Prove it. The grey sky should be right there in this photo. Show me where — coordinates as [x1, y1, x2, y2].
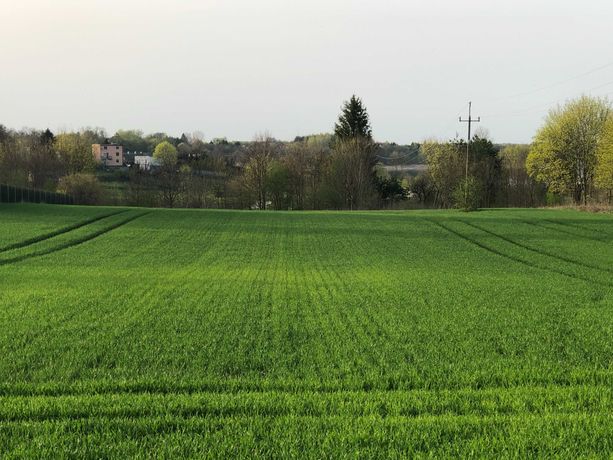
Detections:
[2, 0, 613, 143]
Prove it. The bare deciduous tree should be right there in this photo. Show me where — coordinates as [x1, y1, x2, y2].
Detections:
[244, 134, 278, 210]
[329, 137, 377, 210]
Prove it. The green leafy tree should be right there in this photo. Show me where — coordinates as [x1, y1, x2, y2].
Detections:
[453, 176, 482, 211]
[153, 141, 178, 169]
[57, 173, 103, 205]
[153, 141, 180, 207]
[111, 130, 149, 153]
[55, 132, 97, 174]
[595, 117, 613, 203]
[527, 95, 610, 204]
[375, 175, 407, 206]
[422, 139, 464, 208]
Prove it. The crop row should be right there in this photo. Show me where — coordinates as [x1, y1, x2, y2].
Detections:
[0, 384, 610, 421]
[1, 413, 611, 458]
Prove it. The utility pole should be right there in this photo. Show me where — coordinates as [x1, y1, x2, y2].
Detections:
[459, 102, 480, 204]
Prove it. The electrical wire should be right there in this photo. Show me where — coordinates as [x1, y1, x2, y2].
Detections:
[486, 59, 613, 103]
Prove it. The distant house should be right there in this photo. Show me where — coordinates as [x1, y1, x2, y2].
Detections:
[134, 155, 159, 171]
[92, 143, 124, 167]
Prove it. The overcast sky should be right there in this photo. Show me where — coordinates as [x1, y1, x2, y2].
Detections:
[2, 0, 613, 143]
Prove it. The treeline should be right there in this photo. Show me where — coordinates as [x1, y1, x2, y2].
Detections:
[132, 96, 407, 209]
[420, 95, 613, 208]
[416, 139, 548, 209]
[0, 96, 409, 209]
[1, 94, 612, 209]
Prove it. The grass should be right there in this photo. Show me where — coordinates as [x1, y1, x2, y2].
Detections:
[0, 203, 611, 458]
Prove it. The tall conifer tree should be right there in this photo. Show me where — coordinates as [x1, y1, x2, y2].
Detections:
[334, 95, 372, 140]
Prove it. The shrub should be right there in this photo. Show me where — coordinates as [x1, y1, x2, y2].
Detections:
[453, 176, 482, 211]
[57, 173, 103, 205]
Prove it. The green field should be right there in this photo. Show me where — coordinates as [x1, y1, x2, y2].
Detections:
[0, 204, 611, 458]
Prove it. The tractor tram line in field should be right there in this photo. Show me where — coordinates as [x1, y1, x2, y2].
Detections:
[0, 384, 611, 422]
[0, 209, 128, 254]
[542, 218, 613, 241]
[0, 210, 150, 266]
[422, 217, 613, 289]
[524, 219, 611, 244]
[457, 219, 613, 275]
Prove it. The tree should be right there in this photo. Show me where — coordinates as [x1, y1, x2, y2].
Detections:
[595, 117, 613, 203]
[153, 141, 180, 207]
[410, 174, 434, 205]
[40, 128, 55, 146]
[304, 134, 333, 209]
[499, 145, 546, 207]
[243, 135, 278, 210]
[328, 137, 377, 209]
[267, 160, 289, 210]
[190, 138, 208, 160]
[153, 141, 178, 169]
[453, 176, 482, 211]
[334, 95, 373, 140]
[127, 166, 156, 207]
[146, 133, 170, 152]
[375, 175, 407, 206]
[22, 130, 62, 189]
[177, 142, 192, 160]
[0, 128, 25, 186]
[0, 124, 9, 144]
[422, 139, 464, 208]
[57, 173, 103, 205]
[329, 96, 378, 209]
[283, 136, 332, 210]
[469, 135, 500, 207]
[283, 142, 309, 209]
[111, 130, 149, 153]
[527, 95, 610, 205]
[55, 132, 97, 174]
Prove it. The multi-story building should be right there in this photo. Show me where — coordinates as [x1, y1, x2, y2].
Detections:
[134, 155, 159, 171]
[92, 143, 124, 167]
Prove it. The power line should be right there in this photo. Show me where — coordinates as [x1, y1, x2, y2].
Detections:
[482, 87, 613, 119]
[422, 102, 469, 142]
[375, 151, 420, 161]
[487, 59, 613, 103]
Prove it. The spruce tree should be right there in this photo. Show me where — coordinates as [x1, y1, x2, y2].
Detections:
[40, 128, 55, 146]
[334, 95, 372, 140]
